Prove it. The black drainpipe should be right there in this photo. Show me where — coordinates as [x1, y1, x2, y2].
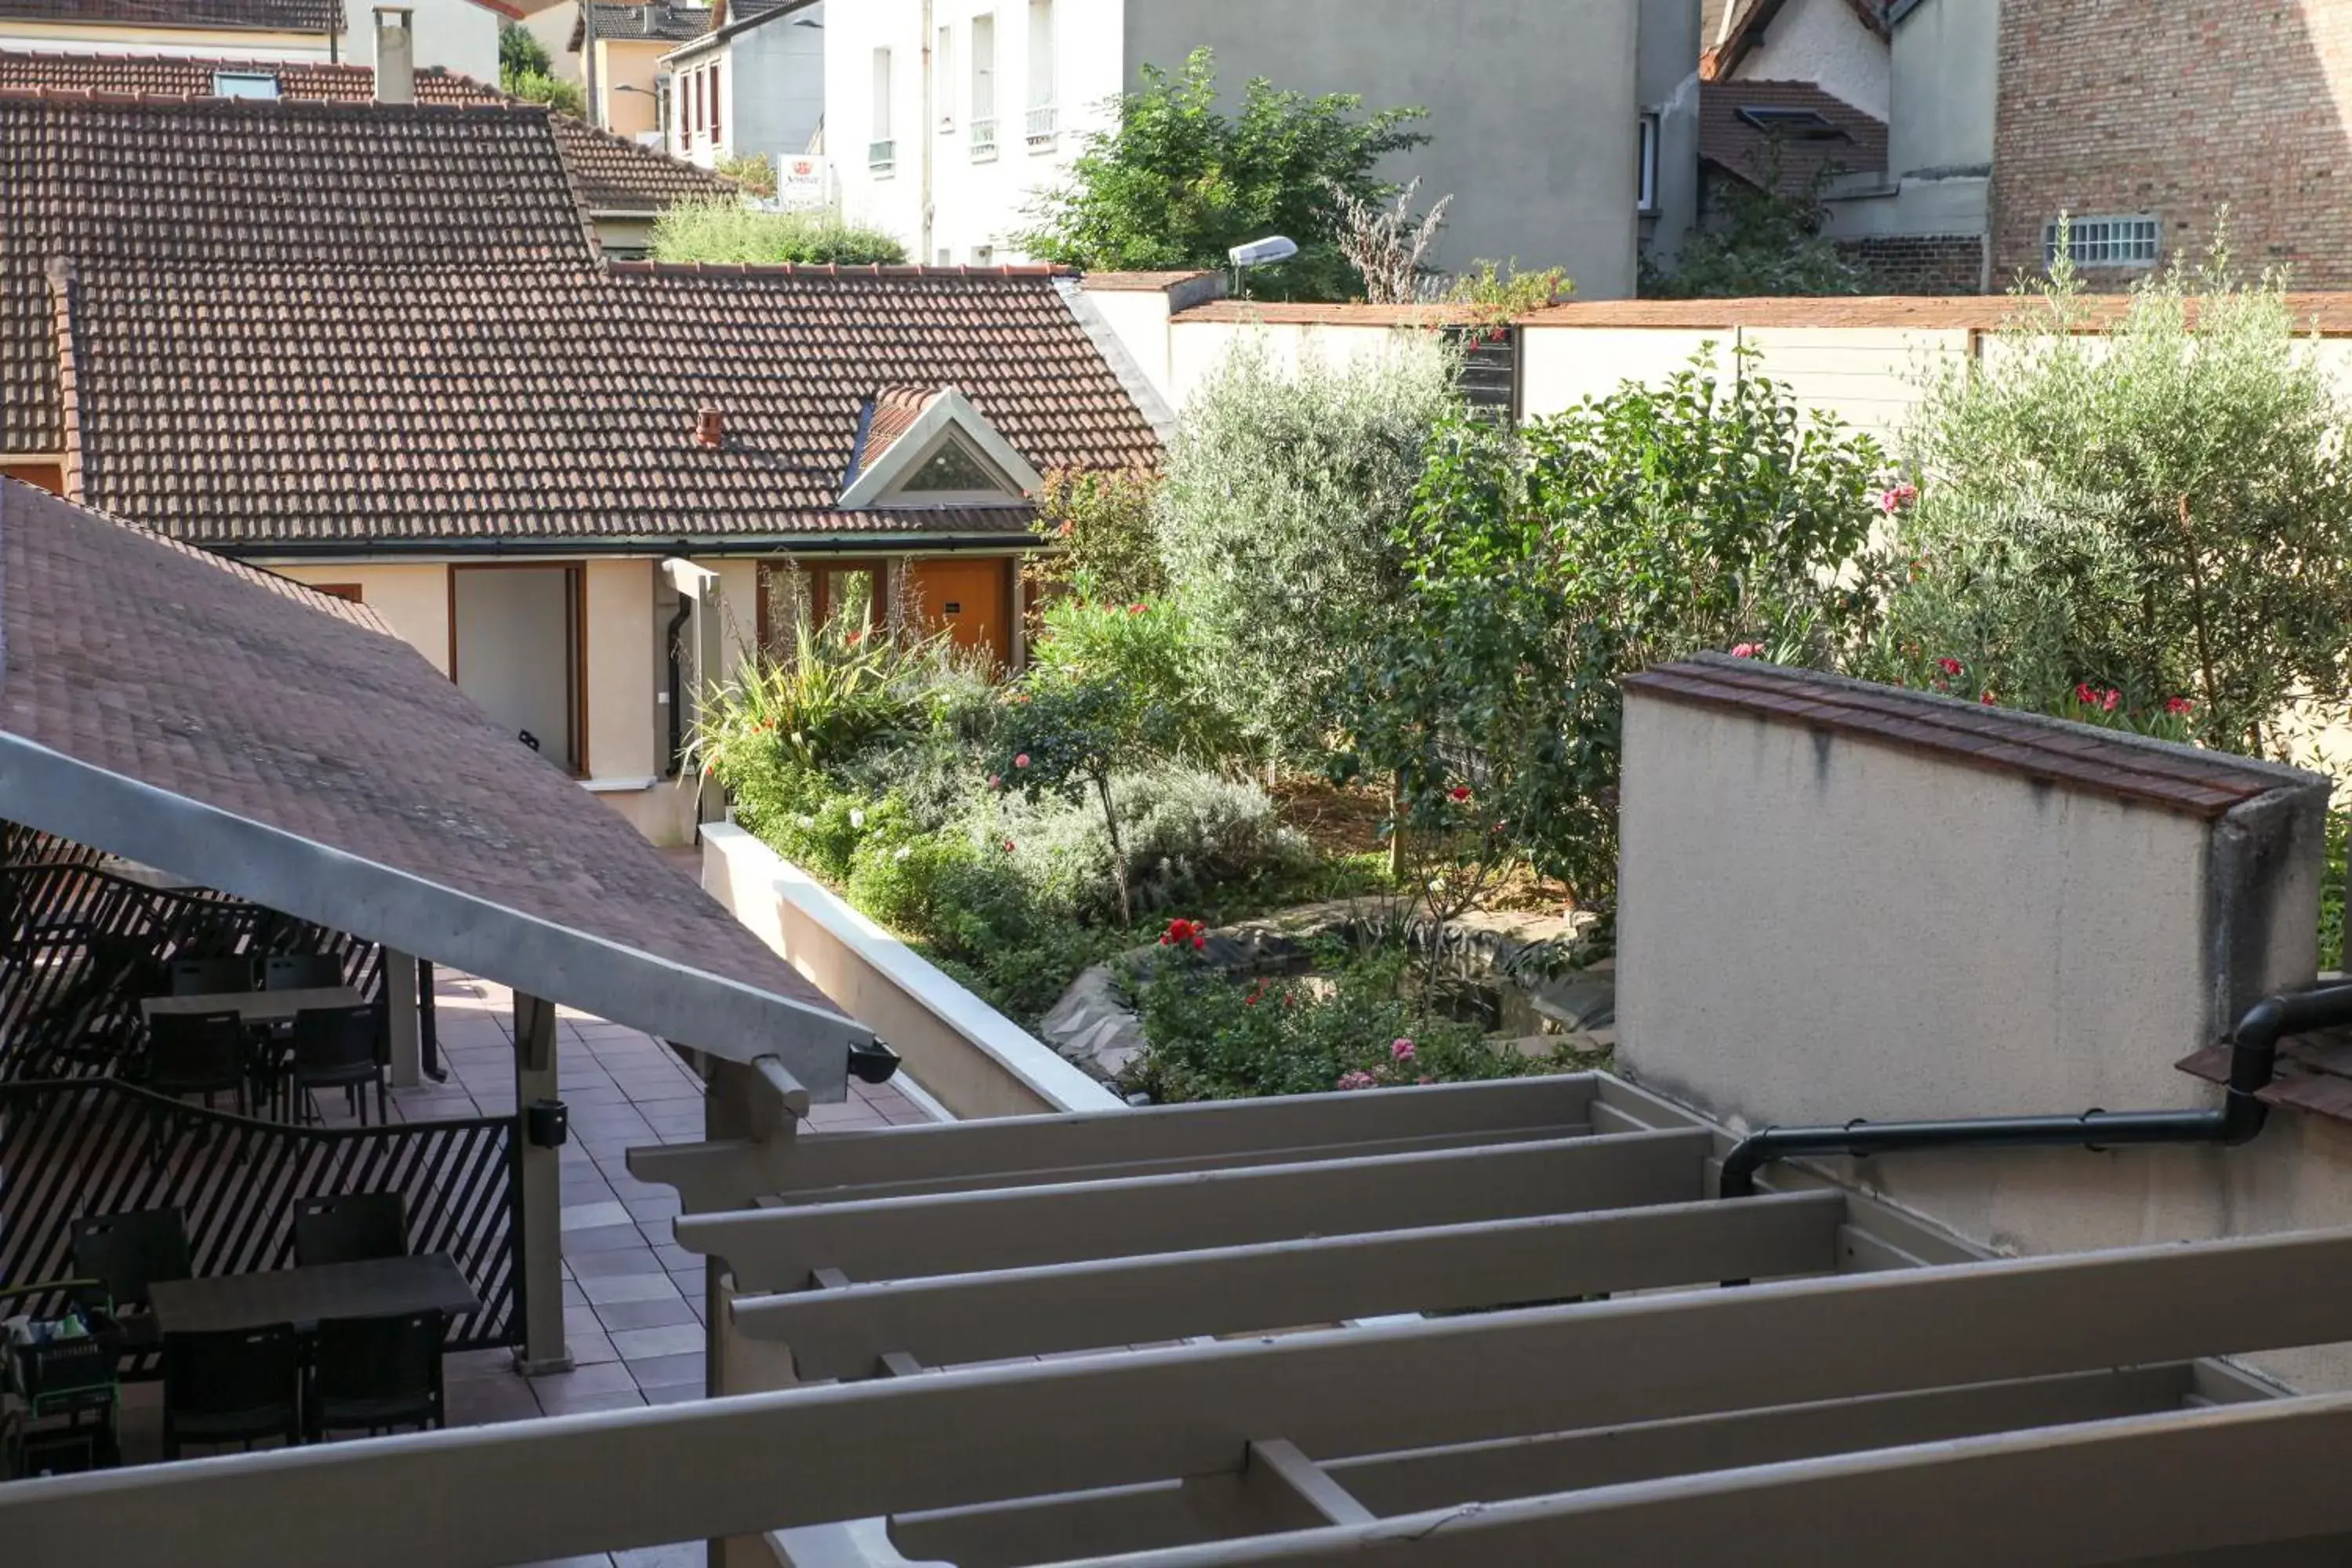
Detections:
[1719, 980, 2352, 1200]
[664, 596, 695, 775]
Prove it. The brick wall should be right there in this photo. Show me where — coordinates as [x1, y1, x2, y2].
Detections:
[1837, 235, 1986, 295]
[1994, 0, 2352, 288]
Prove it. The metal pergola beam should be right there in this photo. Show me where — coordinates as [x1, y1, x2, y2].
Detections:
[889, 1367, 2199, 1564]
[631, 1076, 1602, 1212]
[13, 1229, 2352, 1566]
[735, 1191, 1848, 1379]
[1030, 1393, 2352, 1567]
[681, 1127, 1714, 1292]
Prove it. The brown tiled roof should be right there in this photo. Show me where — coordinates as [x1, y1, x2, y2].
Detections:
[1, 89, 594, 454]
[857, 384, 935, 468]
[0, 0, 340, 31]
[1627, 656, 2314, 822]
[54, 263, 1161, 547]
[0, 477, 841, 1045]
[1699, 78, 1887, 194]
[572, 0, 707, 48]
[0, 52, 735, 215]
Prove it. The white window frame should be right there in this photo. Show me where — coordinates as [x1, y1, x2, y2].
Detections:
[1637, 113, 1659, 214]
[969, 12, 997, 160]
[2044, 214, 2161, 269]
[1025, 0, 1054, 147]
[212, 70, 280, 99]
[869, 47, 895, 174]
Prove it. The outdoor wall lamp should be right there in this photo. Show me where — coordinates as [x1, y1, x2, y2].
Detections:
[848, 1036, 901, 1086]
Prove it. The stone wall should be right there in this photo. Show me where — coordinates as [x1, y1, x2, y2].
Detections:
[1837, 234, 1985, 295]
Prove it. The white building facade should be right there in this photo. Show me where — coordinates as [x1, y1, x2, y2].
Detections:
[665, 0, 826, 171]
[825, 0, 1695, 298]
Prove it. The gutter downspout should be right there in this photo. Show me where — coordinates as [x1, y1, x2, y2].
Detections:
[1719, 981, 2352, 1200]
[918, 0, 935, 263]
[664, 594, 694, 775]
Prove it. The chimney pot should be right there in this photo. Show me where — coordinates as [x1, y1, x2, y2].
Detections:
[695, 406, 724, 448]
[374, 5, 416, 104]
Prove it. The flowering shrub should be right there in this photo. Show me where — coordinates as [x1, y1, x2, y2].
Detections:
[1123, 938, 1562, 1102]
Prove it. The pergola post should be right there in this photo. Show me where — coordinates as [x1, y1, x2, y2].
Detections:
[383, 947, 422, 1089]
[514, 990, 572, 1374]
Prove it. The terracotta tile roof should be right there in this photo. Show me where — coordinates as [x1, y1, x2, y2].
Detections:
[1170, 300, 1485, 328]
[1, 89, 594, 454]
[857, 384, 936, 469]
[1627, 656, 2315, 822]
[0, 52, 735, 215]
[1698, 78, 1887, 194]
[2180, 1025, 2352, 1126]
[53, 263, 1160, 547]
[572, 0, 708, 48]
[0, 476, 839, 1033]
[0, 0, 340, 31]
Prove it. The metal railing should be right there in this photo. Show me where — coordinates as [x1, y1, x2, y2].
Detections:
[867, 137, 895, 174]
[0, 1075, 521, 1352]
[969, 115, 998, 158]
[1025, 102, 1056, 146]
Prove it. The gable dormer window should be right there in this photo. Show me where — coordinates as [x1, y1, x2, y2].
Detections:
[838, 385, 1043, 510]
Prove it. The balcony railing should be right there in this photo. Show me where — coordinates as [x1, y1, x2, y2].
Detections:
[868, 138, 896, 175]
[970, 115, 998, 160]
[1025, 102, 1056, 148]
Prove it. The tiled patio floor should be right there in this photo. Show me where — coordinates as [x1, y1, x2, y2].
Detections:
[111, 967, 933, 1567]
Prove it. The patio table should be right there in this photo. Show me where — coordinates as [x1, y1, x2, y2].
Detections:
[147, 1254, 480, 1336]
[139, 987, 365, 1025]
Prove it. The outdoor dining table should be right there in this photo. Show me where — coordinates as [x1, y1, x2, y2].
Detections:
[146, 1254, 481, 1336]
[138, 987, 365, 1025]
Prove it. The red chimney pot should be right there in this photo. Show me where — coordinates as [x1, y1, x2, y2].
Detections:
[695, 405, 724, 448]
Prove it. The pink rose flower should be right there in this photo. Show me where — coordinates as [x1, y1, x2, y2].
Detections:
[1335, 1070, 1377, 1091]
[1730, 643, 1762, 659]
[1014, 753, 1031, 768]
[1391, 1037, 1417, 1062]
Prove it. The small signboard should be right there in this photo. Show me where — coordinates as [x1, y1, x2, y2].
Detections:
[773, 154, 829, 210]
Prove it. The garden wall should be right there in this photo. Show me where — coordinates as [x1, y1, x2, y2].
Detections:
[699, 823, 1123, 1120]
[1613, 655, 2352, 1390]
[1082, 279, 2352, 445]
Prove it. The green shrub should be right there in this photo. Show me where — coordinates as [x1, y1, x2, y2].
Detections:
[713, 151, 777, 196]
[1124, 940, 1555, 1102]
[652, 198, 906, 265]
[504, 68, 583, 117]
[1856, 231, 2352, 755]
[1154, 336, 1459, 757]
[846, 830, 975, 935]
[1025, 468, 1163, 604]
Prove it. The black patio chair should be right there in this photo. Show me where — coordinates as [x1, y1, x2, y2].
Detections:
[143, 1011, 249, 1116]
[68, 1207, 192, 1354]
[169, 955, 254, 996]
[288, 1006, 387, 1127]
[291, 1192, 408, 1269]
[262, 953, 343, 993]
[161, 1324, 301, 1459]
[305, 1309, 446, 1442]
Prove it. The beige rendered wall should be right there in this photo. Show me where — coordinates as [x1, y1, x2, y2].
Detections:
[1615, 687, 2352, 1386]
[596, 38, 669, 138]
[273, 561, 452, 676]
[1167, 318, 1439, 409]
[1086, 288, 1178, 407]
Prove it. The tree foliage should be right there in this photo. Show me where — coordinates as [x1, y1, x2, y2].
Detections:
[1344, 346, 1882, 904]
[1153, 336, 1460, 757]
[498, 24, 584, 116]
[652, 198, 906, 264]
[1857, 233, 2352, 754]
[1644, 143, 1862, 299]
[1025, 467, 1164, 604]
[1016, 49, 1428, 302]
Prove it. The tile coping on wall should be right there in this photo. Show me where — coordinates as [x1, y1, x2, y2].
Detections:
[702, 822, 1125, 1114]
[1627, 655, 2326, 822]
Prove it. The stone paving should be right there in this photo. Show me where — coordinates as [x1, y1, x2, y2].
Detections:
[110, 965, 931, 1566]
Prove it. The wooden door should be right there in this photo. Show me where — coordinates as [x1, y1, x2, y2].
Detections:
[908, 557, 1011, 670]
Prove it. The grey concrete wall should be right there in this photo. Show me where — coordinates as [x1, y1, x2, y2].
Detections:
[728, 5, 827, 164]
[1615, 681, 2352, 1387]
[1637, 0, 1701, 268]
[1889, 0, 1995, 177]
[1125, 0, 1642, 299]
